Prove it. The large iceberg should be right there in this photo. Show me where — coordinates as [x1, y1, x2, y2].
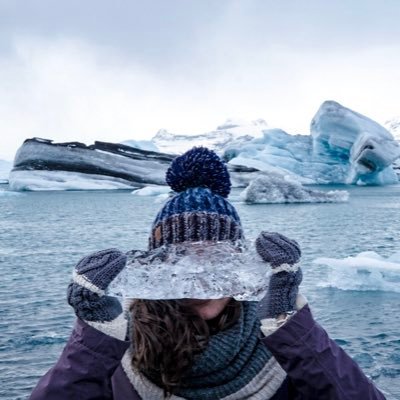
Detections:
[241, 173, 349, 204]
[224, 101, 400, 186]
[9, 138, 175, 191]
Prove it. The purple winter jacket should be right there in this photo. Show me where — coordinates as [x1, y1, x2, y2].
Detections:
[30, 305, 385, 400]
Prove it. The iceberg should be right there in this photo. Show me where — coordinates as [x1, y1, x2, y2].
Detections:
[107, 242, 271, 301]
[224, 101, 400, 186]
[241, 173, 349, 204]
[312, 101, 400, 185]
[9, 138, 175, 191]
[314, 251, 400, 293]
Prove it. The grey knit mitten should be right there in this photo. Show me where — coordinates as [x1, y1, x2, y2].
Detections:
[255, 232, 302, 319]
[67, 248, 128, 339]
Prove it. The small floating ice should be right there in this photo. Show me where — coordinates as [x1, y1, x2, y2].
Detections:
[131, 185, 171, 196]
[108, 241, 271, 301]
[241, 173, 349, 204]
[314, 251, 400, 293]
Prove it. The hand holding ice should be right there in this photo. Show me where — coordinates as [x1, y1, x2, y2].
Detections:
[255, 232, 303, 318]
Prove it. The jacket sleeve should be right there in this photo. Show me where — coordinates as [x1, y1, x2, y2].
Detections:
[30, 318, 130, 400]
[262, 305, 386, 400]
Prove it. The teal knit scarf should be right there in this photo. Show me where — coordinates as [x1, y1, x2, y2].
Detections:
[173, 301, 273, 400]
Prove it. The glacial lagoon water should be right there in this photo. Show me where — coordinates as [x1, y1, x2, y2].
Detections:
[0, 184, 399, 399]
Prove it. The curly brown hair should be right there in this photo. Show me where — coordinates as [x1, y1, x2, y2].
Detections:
[129, 299, 241, 396]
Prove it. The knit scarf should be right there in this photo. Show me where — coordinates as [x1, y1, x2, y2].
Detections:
[121, 302, 286, 400]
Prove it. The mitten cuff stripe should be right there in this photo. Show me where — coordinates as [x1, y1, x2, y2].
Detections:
[73, 270, 105, 296]
[260, 312, 295, 336]
[85, 314, 128, 340]
[270, 263, 300, 274]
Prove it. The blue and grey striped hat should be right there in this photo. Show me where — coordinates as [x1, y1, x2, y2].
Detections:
[149, 147, 244, 249]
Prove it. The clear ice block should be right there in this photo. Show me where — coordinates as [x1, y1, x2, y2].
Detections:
[107, 241, 271, 301]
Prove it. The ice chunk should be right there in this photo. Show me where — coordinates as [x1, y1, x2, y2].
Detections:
[107, 242, 271, 301]
[241, 173, 349, 204]
[131, 185, 171, 196]
[314, 251, 400, 293]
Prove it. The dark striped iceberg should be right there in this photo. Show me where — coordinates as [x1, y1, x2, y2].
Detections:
[9, 138, 176, 191]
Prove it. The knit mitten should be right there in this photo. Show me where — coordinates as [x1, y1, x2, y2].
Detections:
[255, 232, 303, 319]
[67, 248, 128, 340]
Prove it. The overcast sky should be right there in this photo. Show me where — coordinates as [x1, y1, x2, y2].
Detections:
[1, 0, 400, 159]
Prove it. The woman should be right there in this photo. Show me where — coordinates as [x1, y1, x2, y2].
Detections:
[30, 147, 385, 399]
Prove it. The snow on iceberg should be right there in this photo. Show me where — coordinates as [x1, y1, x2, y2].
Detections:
[224, 101, 400, 186]
[241, 172, 349, 204]
[107, 242, 271, 301]
[314, 251, 400, 293]
[152, 118, 266, 154]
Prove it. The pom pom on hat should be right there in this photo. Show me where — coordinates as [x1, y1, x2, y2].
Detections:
[166, 147, 231, 198]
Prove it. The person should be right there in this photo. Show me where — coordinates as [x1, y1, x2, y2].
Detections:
[30, 147, 386, 400]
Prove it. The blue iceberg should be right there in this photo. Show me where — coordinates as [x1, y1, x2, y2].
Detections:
[224, 101, 400, 185]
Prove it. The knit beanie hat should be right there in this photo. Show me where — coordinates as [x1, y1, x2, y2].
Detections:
[149, 147, 244, 250]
